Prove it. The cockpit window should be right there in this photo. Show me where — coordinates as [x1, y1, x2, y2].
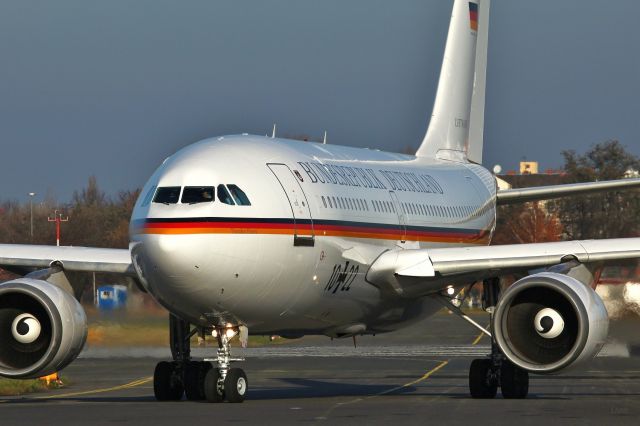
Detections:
[141, 185, 157, 207]
[217, 184, 235, 205]
[153, 187, 181, 204]
[181, 186, 215, 204]
[227, 184, 251, 206]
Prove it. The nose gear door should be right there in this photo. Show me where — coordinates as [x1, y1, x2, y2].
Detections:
[267, 163, 315, 246]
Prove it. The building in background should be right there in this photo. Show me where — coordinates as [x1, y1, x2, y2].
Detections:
[520, 161, 539, 174]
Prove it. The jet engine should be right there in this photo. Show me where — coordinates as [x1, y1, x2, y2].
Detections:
[493, 272, 608, 374]
[0, 278, 87, 379]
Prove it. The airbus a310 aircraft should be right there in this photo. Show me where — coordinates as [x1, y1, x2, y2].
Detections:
[1, 0, 640, 403]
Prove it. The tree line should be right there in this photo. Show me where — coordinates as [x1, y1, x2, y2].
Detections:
[493, 140, 640, 244]
[0, 140, 638, 248]
[0, 176, 139, 248]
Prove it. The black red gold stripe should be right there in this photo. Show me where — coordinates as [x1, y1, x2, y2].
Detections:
[133, 217, 491, 244]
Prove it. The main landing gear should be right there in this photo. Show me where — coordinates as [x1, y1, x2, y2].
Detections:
[153, 314, 248, 403]
[468, 277, 529, 399]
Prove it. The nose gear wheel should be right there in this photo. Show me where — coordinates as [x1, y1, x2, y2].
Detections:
[152, 314, 248, 403]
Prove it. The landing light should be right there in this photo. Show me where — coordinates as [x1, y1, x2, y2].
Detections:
[447, 286, 455, 296]
[225, 328, 237, 339]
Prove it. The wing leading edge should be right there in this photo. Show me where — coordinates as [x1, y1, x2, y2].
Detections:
[0, 244, 134, 275]
[366, 238, 640, 298]
[496, 178, 640, 205]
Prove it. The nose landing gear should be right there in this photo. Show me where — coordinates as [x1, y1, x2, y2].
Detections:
[203, 325, 247, 403]
[153, 314, 248, 403]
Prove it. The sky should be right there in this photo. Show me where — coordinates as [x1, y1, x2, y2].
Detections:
[1, 0, 639, 202]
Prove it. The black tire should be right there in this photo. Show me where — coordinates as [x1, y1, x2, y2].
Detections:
[184, 361, 212, 401]
[204, 368, 225, 403]
[154, 361, 184, 401]
[469, 359, 497, 399]
[224, 368, 248, 403]
[500, 361, 529, 399]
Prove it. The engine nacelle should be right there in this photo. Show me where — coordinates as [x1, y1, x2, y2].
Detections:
[493, 272, 608, 374]
[0, 278, 87, 379]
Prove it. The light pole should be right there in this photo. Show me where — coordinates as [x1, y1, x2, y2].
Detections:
[28, 192, 35, 241]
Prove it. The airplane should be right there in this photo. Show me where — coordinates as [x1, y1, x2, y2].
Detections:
[1, 0, 640, 403]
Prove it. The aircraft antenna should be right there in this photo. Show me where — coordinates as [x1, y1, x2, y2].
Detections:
[271, 123, 277, 139]
[323, 131, 327, 144]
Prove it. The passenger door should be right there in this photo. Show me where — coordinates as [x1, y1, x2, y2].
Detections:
[267, 163, 315, 246]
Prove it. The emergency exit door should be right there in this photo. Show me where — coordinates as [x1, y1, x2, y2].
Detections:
[388, 191, 407, 242]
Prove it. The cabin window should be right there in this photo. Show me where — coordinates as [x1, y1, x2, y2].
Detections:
[153, 187, 181, 204]
[321, 196, 327, 208]
[227, 184, 251, 206]
[217, 184, 235, 205]
[181, 186, 215, 204]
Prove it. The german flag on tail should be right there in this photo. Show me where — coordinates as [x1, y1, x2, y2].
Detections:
[469, 2, 479, 31]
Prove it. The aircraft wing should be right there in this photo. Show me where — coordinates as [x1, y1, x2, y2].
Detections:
[366, 238, 640, 298]
[496, 177, 640, 204]
[0, 244, 134, 275]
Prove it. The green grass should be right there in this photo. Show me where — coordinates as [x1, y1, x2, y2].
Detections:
[0, 375, 67, 397]
[0, 378, 48, 396]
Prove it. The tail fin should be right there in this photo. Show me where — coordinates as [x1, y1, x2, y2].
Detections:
[468, 0, 490, 164]
[415, 0, 490, 163]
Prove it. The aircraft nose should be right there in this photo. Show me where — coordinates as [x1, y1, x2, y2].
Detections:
[131, 233, 246, 320]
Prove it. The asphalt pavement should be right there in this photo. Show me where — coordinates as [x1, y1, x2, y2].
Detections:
[1, 312, 639, 425]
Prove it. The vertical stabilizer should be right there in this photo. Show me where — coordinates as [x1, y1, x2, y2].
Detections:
[415, 0, 487, 161]
[468, 0, 490, 164]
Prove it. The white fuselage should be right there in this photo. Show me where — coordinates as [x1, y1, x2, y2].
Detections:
[130, 135, 496, 336]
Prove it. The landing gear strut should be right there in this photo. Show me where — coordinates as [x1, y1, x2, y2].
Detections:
[203, 326, 247, 403]
[468, 278, 529, 399]
[152, 315, 248, 403]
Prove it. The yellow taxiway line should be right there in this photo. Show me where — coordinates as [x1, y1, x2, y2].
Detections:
[33, 376, 152, 400]
[471, 322, 491, 346]
[318, 360, 449, 420]
[376, 360, 449, 396]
